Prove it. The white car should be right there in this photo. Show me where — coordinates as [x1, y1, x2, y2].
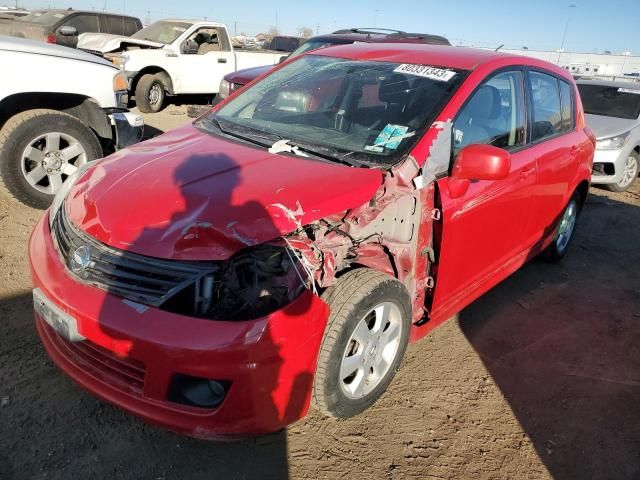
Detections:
[78, 20, 286, 113]
[0, 36, 143, 208]
[577, 80, 640, 192]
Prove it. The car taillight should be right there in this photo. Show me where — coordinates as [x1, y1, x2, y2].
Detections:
[584, 127, 597, 147]
[44, 33, 57, 44]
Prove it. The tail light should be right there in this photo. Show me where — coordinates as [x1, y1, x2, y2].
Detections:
[584, 127, 597, 148]
[44, 33, 57, 44]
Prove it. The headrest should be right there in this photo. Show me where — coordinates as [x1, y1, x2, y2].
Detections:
[465, 85, 501, 120]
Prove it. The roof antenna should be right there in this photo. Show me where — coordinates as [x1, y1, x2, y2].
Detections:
[495, 44, 504, 52]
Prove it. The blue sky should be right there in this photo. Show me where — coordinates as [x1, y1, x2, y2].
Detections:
[17, 0, 640, 54]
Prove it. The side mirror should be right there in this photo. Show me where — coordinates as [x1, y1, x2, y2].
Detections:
[448, 144, 511, 199]
[452, 144, 511, 181]
[59, 25, 77, 36]
[279, 55, 288, 64]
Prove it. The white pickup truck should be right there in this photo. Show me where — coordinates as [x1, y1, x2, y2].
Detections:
[0, 36, 143, 208]
[78, 20, 287, 112]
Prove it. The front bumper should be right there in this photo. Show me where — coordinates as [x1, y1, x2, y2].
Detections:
[590, 147, 631, 185]
[108, 112, 144, 150]
[29, 213, 329, 438]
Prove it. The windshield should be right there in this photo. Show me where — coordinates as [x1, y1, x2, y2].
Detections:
[205, 55, 466, 167]
[131, 21, 191, 44]
[288, 39, 348, 59]
[17, 10, 69, 25]
[578, 84, 640, 119]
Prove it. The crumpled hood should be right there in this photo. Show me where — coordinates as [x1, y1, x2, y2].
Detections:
[585, 113, 639, 140]
[65, 124, 383, 261]
[77, 32, 164, 53]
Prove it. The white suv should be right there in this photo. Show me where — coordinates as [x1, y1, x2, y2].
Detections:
[577, 80, 640, 192]
[0, 36, 143, 208]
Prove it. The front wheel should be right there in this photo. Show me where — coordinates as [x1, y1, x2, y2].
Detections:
[0, 109, 102, 209]
[313, 269, 412, 419]
[135, 73, 166, 113]
[606, 151, 639, 192]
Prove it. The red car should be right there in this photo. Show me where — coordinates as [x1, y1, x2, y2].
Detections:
[29, 43, 594, 438]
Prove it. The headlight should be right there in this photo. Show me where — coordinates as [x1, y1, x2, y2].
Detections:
[160, 244, 310, 320]
[113, 71, 128, 92]
[218, 79, 231, 99]
[596, 132, 630, 150]
[49, 162, 93, 228]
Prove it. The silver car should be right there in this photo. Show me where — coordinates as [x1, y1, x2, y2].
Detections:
[577, 80, 640, 191]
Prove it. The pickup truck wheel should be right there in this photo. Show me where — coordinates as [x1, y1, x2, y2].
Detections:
[313, 269, 411, 419]
[541, 191, 581, 262]
[135, 74, 166, 113]
[0, 109, 102, 209]
[606, 151, 639, 192]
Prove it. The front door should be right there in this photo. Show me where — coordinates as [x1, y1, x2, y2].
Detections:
[431, 70, 537, 319]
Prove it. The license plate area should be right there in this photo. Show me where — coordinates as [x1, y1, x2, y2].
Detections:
[33, 288, 85, 342]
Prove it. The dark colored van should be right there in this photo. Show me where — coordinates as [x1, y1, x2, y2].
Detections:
[0, 9, 142, 48]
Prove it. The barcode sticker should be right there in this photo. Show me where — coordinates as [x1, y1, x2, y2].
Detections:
[393, 64, 457, 82]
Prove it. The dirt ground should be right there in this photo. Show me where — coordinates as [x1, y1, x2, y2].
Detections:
[1, 105, 639, 480]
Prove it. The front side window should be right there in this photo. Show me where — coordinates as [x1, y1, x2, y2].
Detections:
[62, 14, 99, 34]
[453, 71, 526, 154]
[204, 55, 467, 167]
[530, 71, 563, 141]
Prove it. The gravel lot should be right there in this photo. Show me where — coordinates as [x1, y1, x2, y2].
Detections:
[1, 105, 639, 479]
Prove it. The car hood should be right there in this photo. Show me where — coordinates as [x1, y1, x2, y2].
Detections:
[0, 34, 115, 66]
[585, 113, 639, 140]
[225, 64, 275, 85]
[77, 32, 164, 53]
[65, 124, 383, 261]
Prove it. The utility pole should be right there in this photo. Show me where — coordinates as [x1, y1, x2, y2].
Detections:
[235, 21, 237, 36]
[557, 4, 577, 65]
[275, 10, 278, 35]
[316, 23, 319, 35]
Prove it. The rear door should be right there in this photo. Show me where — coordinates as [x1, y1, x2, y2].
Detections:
[524, 70, 582, 240]
[431, 69, 538, 318]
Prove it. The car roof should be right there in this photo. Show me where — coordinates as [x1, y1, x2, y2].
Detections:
[576, 79, 640, 90]
[311, 28, 450, 46]
[30, 9, 138, 18]
[311, 42, 542, 72]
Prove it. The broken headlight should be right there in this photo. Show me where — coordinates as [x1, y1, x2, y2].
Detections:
[162, 244, 310, 321]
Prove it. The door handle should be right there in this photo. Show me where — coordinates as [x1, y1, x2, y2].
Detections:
[570, 146, 579, 156]
[218, 58, 227, 63]
[520, 167, 536, 180]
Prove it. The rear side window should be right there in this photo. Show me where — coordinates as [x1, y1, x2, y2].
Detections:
[103, 16, 139, 36]
[453, 71, 526, 155]
[559, 80, 574, 131]
[530, 71, 562, 141]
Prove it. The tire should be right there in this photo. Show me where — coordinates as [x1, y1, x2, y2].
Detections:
[0, 109, 102, 209]
[606, 151, 639, 192]
[540, 190, 582, 262]
[313, 269, 412, 419]
[135, 73, 166, 113]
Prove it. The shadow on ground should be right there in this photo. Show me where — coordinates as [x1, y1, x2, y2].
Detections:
[459, 189, 640, 479]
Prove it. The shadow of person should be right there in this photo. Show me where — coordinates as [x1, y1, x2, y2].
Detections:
[81, 151, 315, 478]
[458, 187, 640, 479]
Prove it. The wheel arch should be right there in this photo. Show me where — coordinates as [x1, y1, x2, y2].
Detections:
[575, 179, 590, 209]
[0, 92, 111, 141]
[131, 67, 174, 95]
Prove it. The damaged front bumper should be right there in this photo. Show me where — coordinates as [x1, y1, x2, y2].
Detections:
[108, 111, 144, 150]
[29, 213, 329, 438]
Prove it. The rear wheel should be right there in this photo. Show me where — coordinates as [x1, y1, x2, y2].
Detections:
[541, 191, 581, 262]
[135, 73, 166, 113]
[606, 151, 639, 192]
[313, 269, 411, 419]
[0, 109, 102, 209]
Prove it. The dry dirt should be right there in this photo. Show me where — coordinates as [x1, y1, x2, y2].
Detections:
[1, 105, 639, 480]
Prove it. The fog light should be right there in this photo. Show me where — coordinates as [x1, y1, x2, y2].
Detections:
[168, 374, 230, 408]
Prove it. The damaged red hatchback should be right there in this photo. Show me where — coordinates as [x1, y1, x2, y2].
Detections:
[29, 43, 594, 438]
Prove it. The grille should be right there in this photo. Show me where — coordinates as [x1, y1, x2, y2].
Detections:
[52, 206, 218, 307]
[46, 322, 146, 394]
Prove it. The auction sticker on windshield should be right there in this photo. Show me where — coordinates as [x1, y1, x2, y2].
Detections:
[394, 64, 456, 82]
